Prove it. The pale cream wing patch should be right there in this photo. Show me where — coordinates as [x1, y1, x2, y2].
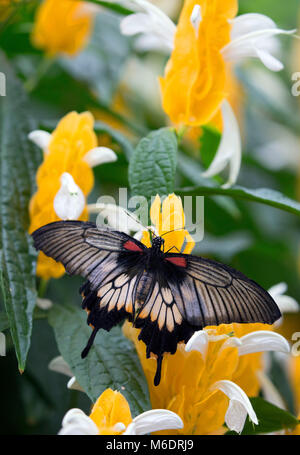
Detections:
[97, 272, 141, 315]
[137, 282, 183, 333]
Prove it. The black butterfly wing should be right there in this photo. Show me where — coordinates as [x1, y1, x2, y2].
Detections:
[163, 253, 281, 327]
[32, 220, 147, 355]
[32, 220, 146, 285]
[133, 251, 281, 385]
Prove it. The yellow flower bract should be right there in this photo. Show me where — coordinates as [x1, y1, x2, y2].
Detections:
[89, 389, 132, 435]
[31, 0, 93, 56]
[124, 322, 267, 435]
[160, 0, 238, 127]
[29, 111, 97, 279]
[141, 194, 195, 254]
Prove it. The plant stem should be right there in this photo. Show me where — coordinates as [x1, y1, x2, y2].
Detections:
[38, 278, 49, 298]
[24, 57, 54, 93]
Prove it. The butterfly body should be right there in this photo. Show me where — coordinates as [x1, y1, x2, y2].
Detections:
[32, 220, 281, 386]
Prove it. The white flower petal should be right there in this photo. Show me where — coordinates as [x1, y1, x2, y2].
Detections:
[75, 3, 101, 16]
[257, 370, 286, 409]
[113, 422, 126, 433]
[53, 173, 85, 220]
[202, 101, 241, 188]
[133, 228, 146, 241]
[61, 408, 87, 426]
[268, 282, 288, 297]
[273, 295, 299, 314]
[238, 331, 290, 356]
[36, 297, 53, 310]
[123, 422, 137, 435]
[255, 47, 284, 72]
[230, 13, 276, 41]
[185, 330, 209, 359]
[101, 0, 146, 12]
[84, 147, 117, 168]
[89, 203, 143, 234]
[67, 377, 85, 393]
[204, 329, 229, 342]
[221, 336, 242, 351]
[48, 356, 73, 378]
[123, 409, 183, 435]
[268, 283, 299, 314]
[59, 424, 97, 435]
[225, 399, 248, 433]
[222, 14, 295, 72]
[28, 130, 51, 152]
[59, 409, 99, 435]
[119, 0, 176, 53]
[133, 225, 159, 241]
[0, 332, 5, 357]
[134, 33, 173, 53]
[121, 12, 153, 36]
[212, 380, 258, 433]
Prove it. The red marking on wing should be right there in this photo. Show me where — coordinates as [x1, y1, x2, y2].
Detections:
[124, 240, 144, 252]
[165, 257, 187, 267]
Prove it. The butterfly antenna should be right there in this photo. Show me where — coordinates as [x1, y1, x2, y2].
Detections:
[81, 328, 99, 358]
[123, 208, 145, 229]
[160, 226, 189, 238]
[160, 222, 202, 239]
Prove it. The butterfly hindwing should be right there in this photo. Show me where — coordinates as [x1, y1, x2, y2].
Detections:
[134, 275, 195, 385]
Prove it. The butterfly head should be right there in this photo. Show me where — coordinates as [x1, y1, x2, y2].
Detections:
[151, 236, 165, 253]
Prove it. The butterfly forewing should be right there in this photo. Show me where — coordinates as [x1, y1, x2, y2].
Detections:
[164, 253, 281, 327]
[32, 221, 146, 283]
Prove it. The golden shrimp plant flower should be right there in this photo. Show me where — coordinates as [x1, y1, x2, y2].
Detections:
[59, 388, 183, 435]
[28, 111, 117, 279]
[139, 193, 195, 254]
[120, 0, 294, 186]
[121, 0, 294, 125]
[31, 0, 98, 56]
[123, 194, 290, 434]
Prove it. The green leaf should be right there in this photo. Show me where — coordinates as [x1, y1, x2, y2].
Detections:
[227, 397, 299, 435]
[129, 128, 178, 201]
[49, 304, 151, 417]
[0, 53, 41, 371]
[199, 125, 221, 169]
[178, 181, 300, 217]
[94, 120, 134, 161]
[88, 0, 134, 15]
[0, 312, 9, 332]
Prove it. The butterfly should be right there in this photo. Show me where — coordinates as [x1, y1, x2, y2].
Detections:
[32, 220, 281, 386]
